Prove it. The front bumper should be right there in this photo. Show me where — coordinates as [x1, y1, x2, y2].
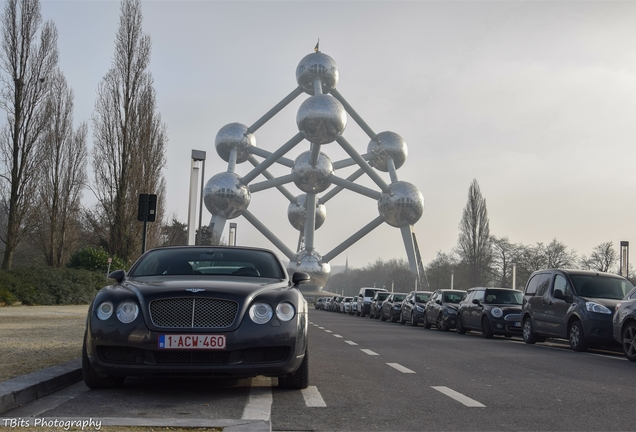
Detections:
[86, 312, 307, 378]
[582, 315, 618, 346]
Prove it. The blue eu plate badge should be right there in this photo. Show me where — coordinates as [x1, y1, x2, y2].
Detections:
[159, 335, 165, 348]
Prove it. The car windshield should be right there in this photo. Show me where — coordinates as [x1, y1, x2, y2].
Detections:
[484, 290, 523, 305]
[393, 294, 406, 302]
[416, 294, 431, 302]
[570, 275, 634, 300]
[443, 292, 464, 304]
[128, 247, 285, 279]
[376, 293, 390, 301]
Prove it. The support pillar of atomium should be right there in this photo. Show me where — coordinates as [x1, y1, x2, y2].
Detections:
[202, 48, 425, 291]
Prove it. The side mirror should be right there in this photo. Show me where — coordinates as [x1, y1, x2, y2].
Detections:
[292, 272, 311, 286]
[553, 290, 566, 300]
[108, 269, 126, 283]
[436, 299, 442, 305]
[472, 299, 481, 305]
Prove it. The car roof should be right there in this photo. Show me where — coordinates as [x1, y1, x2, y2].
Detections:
[532, 269, 625, 278]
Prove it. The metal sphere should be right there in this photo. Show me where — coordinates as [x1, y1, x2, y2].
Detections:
[367, 131, 408, 172]
[215, 123, 255, 164]
[296, 52, 339, 95]
[287, 194, 327, 231]
[377, 181, 424, 227]
[203, 172, 251, 219]
[296, 95, 347, 144]
[288, 250, 331, 288]
[292, 151, 333, 193]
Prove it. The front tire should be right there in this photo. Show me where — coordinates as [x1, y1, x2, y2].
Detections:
[436, 314, 449, 332]
[621, 322, 636, 362]
[522, 317, 537, 344]
[410, 312, 418, 327]
[456, 315, 467, 335]
[569, 320, 589, 352]
[481, 317, 494, 339]
[82, 339, 125, 389]
[399, 312, 406, 324]
[279, 348, 309, 389]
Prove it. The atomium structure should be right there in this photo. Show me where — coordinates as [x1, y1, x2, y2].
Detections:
[204, 49, 426, 291]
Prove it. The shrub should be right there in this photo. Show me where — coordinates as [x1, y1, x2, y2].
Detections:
[0, 267, 110, 305]
[67, 246, 127, 274]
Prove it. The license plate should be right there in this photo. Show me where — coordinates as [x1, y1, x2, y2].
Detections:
[514, 322, 521, 327]
[158, 334, 226, 350]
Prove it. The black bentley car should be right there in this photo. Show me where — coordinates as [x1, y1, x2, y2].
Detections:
[83, 246, 310, 389]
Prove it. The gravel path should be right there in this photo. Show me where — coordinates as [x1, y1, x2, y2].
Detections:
[0, 305, 88, 382]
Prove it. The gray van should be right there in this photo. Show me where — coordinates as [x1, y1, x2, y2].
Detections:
[521, 269, 633, 351]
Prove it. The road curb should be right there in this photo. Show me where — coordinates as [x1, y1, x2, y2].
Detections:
[0, 359, 82, 414]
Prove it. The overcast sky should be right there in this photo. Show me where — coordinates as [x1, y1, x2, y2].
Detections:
[37, 0, 636, 270]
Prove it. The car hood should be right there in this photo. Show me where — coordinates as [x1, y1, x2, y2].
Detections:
[119, 276, 289, 299]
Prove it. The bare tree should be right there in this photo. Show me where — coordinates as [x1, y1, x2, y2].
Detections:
[425, 251, 458, 290]
[33, 69, 87, 266]
[544, 238, 577, 269]
[457, 179, 492, 286]
[0, 0, 58, 269]
[491, 236, 519, 288]
[91, 0, 166, 263]
[580, 241, 617, 273]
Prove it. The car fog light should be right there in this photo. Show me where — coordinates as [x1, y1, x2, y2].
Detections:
[116, 301, 139, 323]
[250, 302, 273, 324]
[276, 302, 295, 321]
[496, 323, 503, 329]
[97, 301, 113, 320]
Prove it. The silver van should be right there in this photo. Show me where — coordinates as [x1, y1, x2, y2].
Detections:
[356, 287, 388, 317]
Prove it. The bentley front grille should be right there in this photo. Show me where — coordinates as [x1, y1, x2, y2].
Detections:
[149, 297, 238, 328]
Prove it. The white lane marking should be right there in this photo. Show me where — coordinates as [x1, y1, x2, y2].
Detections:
[242, 377, 273, 420]
[587, 352, 626, 361]
[345, 340, 358, 345]
[387, 363, 415, 373]
[361, 349, 379, 356]
[318, 326, 325, 329]
[301, 386, 327, 407]
[432, 386, 485, 407]
[325, 330, 333, 333]
[333, 334, 343, 338]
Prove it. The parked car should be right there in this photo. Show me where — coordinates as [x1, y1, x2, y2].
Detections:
[369, 291, 391, 319]
[333, 296, 344, 312]
[380, 293, 408, 322]
[356, 287, 388, 317]
[82, 246, 311, 389]
[400, 291, 433, 326]
[613, 286, 636, 361]
[423, 289, 466, 331]
[522, 269, 633, 351]
[456, 287, 522, 338]
[315, 297, 325, 310]
[324, 297, 333, 311]
[342, 297, 353, 314]
[349, 298, 358, 315]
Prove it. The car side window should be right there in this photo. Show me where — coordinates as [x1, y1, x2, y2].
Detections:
[535, 274, 551, 297]
[525, 275, 540, 295]
[553, 275, 572, 298]
[474, 290, 485, 303]
[464, 291, 475, 303]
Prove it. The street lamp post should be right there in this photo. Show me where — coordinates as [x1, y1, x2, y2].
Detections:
[511, 258, 518, 290]
[450, 270, 454, 290]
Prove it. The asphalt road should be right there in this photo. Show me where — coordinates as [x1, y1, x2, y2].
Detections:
[4, 308, 635, 431]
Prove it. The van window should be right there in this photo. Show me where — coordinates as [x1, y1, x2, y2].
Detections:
[364, 289, 379, 297]
[553, 275, 572, 298]
[535, 274, 551, 297]
[525, 275, 540, 295]
[570, 275, 634, 300]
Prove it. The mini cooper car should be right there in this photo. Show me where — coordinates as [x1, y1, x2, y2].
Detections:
[456, 287, 522, 338]
[83, 246, 311, 389]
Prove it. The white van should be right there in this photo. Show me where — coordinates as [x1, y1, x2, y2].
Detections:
[356, 287, 388, 317]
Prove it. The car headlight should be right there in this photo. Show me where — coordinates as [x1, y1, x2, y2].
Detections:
[96, 301, 113, 320]
[276, 302, 295, 322]
[586, 302, 612, 314]
[490, 307, 503, 318]
[116, 301, 139, 323]
[445, 306, 458, 315]
[416, 305, 425, 312]
[393, 305, 401, 309]
[249, 302, 273, 324]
